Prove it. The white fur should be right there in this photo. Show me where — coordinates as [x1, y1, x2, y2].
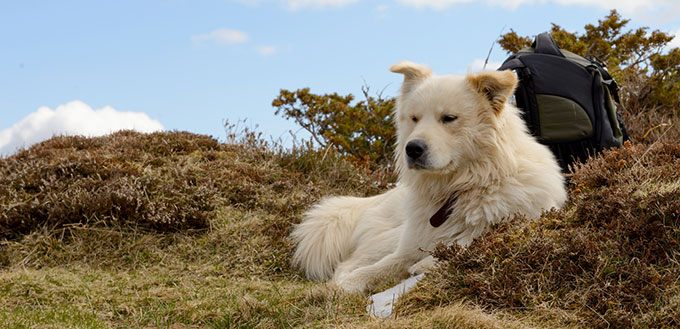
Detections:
[290, 62, 567, 293]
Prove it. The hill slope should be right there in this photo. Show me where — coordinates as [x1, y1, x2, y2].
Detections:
[1, 131, 678, 328]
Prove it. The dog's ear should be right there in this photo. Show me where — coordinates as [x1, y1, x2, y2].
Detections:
[466, 70, 517, 114]
[390, 61, 432, 95]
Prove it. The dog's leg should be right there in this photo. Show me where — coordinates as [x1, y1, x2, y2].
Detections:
[291, 195, 377, 281]
[334, 247, 426, 294]
[407, 255, 436, 275]
[334, 199, 440, 293]
[333, 254, 376, 282]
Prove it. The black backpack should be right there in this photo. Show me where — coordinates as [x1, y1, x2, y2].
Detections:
[499, 32, 629, 173]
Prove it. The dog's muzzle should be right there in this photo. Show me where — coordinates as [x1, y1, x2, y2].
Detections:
[405, 139, 429, 169]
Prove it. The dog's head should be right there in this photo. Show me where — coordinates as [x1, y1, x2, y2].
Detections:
[390, 61, 517, 175]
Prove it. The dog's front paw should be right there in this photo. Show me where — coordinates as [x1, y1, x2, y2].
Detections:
[334, 272, 369, 294]
[408, 256, 436, 276]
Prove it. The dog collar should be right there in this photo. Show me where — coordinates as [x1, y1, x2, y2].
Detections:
[430, 196, 457, 227]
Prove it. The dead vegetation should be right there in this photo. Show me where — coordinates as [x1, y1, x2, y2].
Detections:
[397, 141, 680, 328]
[0, 127, 399, 328]
[0, 128, 394, 267]
[1, 117, 679, 327]
[0, 129, 393, 240]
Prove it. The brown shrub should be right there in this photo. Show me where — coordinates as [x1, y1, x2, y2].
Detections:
[399, 141, 680, 328]
[620, 105, 680, 145]
[0, 129, 395, 241]
[0, 131, 219, 238]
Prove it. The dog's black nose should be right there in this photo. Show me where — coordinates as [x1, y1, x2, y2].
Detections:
[405, 140, 427, 160]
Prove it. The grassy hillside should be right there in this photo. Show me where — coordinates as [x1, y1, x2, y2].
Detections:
[1, 129, 678, 328]
[399, 142, 680, 328]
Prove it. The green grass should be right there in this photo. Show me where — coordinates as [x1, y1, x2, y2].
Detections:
[0, 266, 367, 328]
[1, 129, 679, 328]
[0, 129, 392, 328]
[0, 208, 370, 328]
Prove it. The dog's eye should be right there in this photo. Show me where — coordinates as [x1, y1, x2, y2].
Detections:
[411, 116, 419, 123]
[441, 114, 458, 123]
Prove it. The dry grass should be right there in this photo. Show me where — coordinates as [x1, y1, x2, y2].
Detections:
[0, 129, 393, 241]
[0, 129, 394, 268]
[397, 141, 680, 328]
[0, 128, 397, 328]
[360, 304, 540, 329]
[0, 266, 368, 328]
[1, 119, 679, 328]
[619, 96, 680, 146]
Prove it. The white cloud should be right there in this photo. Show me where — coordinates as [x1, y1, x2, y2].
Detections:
[191, 28, 249, 45]
[398, 0, 680, 20]
[548, 0, 679, 14]
[668, 29, 680, 50]
[286, 0, 359, 10]
[0, 101, 164, 156]
[256, 45, 278, 56]
[236, 0, 261, 6]
[376, 4, 390, 18]
[467, 58, 502, 72]
[397, 0, 472, 10]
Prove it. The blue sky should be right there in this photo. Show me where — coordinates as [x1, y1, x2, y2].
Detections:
[1, 0, 679, 154]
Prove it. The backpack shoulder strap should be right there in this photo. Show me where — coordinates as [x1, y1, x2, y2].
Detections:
[533, 32, 564, 57]
[597, 66, 621, 103]
[498, 57, 525, 71]
[586, 61, 621, 104]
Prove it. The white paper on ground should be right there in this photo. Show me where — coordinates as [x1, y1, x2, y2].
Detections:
[366, 273, 425, 318]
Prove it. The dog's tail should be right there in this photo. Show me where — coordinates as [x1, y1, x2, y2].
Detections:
[291, 196, 372, 281]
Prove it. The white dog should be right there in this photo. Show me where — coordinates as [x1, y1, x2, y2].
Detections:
[291, 61, 567, 293]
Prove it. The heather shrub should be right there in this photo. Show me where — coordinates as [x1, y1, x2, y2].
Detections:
[397, 141, 680, 328]
[0, 129, 395, 241]
[273, 86, 396, 169]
